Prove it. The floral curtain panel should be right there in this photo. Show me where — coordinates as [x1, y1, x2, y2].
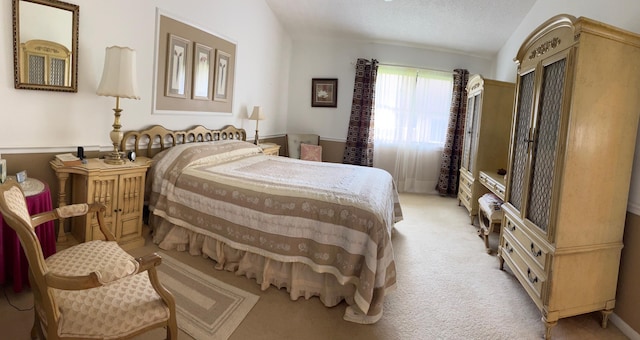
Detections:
[343, 58, 378, 167]
[436, 69, 469, 196]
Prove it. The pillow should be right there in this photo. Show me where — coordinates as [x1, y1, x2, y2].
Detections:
[300, 143, 322, 162]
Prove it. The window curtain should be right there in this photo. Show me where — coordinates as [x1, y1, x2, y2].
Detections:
[436, 69, 469, 196]
[343, 58, 378, 167]
[373, 66, 453, 193]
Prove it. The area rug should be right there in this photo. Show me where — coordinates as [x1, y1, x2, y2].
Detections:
[156, 253, 259, 340]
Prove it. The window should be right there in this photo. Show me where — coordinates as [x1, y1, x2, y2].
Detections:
[374, 66, 453, 145]
[373, 65, 453, 193]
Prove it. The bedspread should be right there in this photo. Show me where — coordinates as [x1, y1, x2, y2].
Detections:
[147, 140, 402, 322]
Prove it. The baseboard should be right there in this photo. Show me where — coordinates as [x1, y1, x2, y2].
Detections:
[611, 313, 640, 340]
[628, 200, 640, 216]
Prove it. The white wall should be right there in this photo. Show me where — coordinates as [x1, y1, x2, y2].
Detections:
[492, 0, 640, 212]
[286, 39, 495, 141]
[0, 0, 291, 152]
[494, 0, 640, 82]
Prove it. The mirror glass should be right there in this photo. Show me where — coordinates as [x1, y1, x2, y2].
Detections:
[13, 0, 79, 92]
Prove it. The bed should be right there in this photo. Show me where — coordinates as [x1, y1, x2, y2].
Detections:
[122, 125, 403, 324]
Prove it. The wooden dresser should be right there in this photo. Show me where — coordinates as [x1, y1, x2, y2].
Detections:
[458, 74, 514, 223]
[50, 157, 150, 250]
[498, 14, 640, 339]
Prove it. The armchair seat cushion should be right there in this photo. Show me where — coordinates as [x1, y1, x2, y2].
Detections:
[46, 240, 139, 284]
[39, 272, 170, 339]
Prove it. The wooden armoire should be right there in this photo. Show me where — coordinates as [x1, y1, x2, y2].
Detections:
[498, 14, 640, 339]
[458, 74, 514, 223]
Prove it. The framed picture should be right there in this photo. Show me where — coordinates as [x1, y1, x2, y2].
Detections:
[311, 78, 338, 107]
[214, 49, 231, 102]
[165, 34, 190, 98]
[192, 43, 213, 100]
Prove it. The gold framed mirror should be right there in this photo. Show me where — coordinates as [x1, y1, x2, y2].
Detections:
[12, 0, 79, 92]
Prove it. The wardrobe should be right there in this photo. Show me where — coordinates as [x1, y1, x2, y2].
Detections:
[498, 14, 640, 339]
[458, 74, 514, 223]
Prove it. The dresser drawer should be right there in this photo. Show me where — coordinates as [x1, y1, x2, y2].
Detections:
[503, 214, 548, 271]
[459, 170, 473, 191]
[458, 188, 472, 211]
[458, 170, 473, 211]
[501, 231, 546, 301]
[478, 172, 505, 200]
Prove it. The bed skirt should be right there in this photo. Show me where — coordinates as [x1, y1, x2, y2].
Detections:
[151, 215, 389, 324]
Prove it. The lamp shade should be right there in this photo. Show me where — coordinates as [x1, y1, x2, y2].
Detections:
[96, 46, 140, 99]
[249, 106, 265, 120]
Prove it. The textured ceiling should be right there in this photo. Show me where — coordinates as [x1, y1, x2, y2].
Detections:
[264, 0, 536, 58]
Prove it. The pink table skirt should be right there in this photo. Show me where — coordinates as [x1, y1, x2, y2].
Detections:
[0, 182, 57, 292]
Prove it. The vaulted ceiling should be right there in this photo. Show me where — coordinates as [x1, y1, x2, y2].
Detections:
[265, 0, 536, 58]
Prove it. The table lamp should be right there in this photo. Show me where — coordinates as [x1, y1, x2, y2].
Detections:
[249, 106, 265, 145]
[96, 46, 140, 164]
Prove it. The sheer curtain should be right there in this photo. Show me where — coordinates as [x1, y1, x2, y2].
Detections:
[373, 65, 453, 193]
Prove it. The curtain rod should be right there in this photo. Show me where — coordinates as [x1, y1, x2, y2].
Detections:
[350, 60, 453, 74]
[379, 62, 454, 74]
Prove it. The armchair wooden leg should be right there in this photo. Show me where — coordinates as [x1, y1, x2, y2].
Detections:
[30, 319, 38, 340]
[147, 266, 178, 340]
[167, 320, 178, 339]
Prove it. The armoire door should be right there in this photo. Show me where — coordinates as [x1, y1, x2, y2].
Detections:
[507, 55, 569, 234]
[507, 70, 536, 213]
[525, 57, 567, 233]
[462, 94, 481, 172]
[468, 94, 482, 173]
[461, 95, 475, 171]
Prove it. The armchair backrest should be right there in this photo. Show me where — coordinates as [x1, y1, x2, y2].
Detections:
[0, 181, 58, 320]
[286, 133, 320, 159]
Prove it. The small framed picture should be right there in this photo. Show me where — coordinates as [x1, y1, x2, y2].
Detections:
[165, 34, 190, 98]
[213, 49, 231, 102]
[311, 78, 338, 107]
[0, 159, 6, 184]
[192, 43, 213, 100]
[16, 170, 27, 183]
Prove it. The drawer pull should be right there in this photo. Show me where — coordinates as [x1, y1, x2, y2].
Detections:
[504, 241, 514, 253]
[527, 268, 538, 284]
[507, 222, 516, 232]
[530, 242, 542, 257]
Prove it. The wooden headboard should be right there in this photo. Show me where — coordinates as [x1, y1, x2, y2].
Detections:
[121, 125, 247, 158]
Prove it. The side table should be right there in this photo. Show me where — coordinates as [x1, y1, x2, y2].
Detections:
[260, 143, 281, 156]
[50, 158, 150, 250]
[0, 177, 56, 292]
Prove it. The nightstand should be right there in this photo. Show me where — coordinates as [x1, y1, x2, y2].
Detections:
[49, 157, 151, 250]
[259, 143, 281, 156]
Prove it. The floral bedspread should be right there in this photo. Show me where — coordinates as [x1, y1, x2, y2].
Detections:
[147, 140, 402, 320]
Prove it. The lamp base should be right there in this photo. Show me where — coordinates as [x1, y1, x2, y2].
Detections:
[104, 152, 126, 165]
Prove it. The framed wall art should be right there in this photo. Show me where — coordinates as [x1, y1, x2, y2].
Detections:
[192, 43, 213, 100]
[153, 10, 237, 115]
[214, 49, 231, 102]
[165, 34, 190, 98]
[311, 78, 338, 107]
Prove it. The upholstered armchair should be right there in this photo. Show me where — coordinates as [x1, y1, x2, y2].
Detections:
[285, 133, 321, 161]
[0, 180, 177, 340]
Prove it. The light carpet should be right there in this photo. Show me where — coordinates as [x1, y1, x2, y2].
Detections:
[157, 253, 259, 340]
